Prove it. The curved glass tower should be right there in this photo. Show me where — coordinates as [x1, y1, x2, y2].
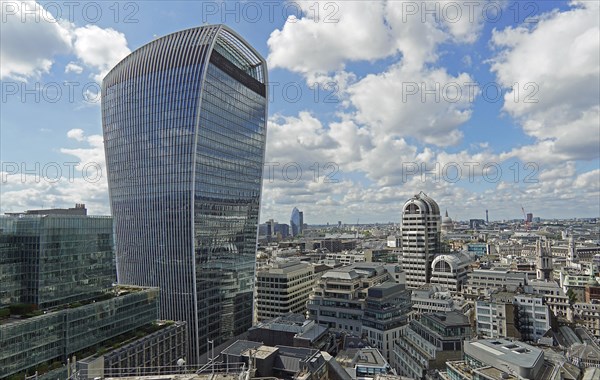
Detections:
[101, 25, 268, 363]
[290, 207, 303, 237]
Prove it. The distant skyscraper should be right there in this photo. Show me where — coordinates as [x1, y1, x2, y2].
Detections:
[102, 25, 268, 363]
[400, 192, 441, 288]
[290, 207, 304, 236]
[526, 213, 533, 223]
[486, 209, 489, 223]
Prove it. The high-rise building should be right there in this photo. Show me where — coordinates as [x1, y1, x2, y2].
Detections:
[526, 213, 533, 223]
[290, 207, 303, 236]
[400, 192, 441, 288]
[102, 25, 268, 362]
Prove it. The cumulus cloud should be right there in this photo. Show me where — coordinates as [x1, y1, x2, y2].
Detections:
[348, 64, 477, 146]
[267, 0, 488, 78]
[65, 62, 84, 74]
[1, 1, 130, 82]
[490, 1, 600, 163]
[0, 129, 109, 215]
[0, 0, 72, 80]
[72, 25, 131, 82]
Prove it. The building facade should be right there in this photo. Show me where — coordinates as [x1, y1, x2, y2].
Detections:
[102, 25, 268, 362]
[430, 252, 473, 293]
[362, 282, 412, 363]
[255, 261, 316, 322]
[78, 321, 187, 379]
[0, 214, 115, 308]
[392, 312, 472, 379]
[400, 192, 441, 288]
[0, 287, 159, 378]
[291, 207, 304, 237]
[307, 263, 391, 333]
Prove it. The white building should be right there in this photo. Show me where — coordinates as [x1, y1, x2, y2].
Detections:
[255, 260, 316, 322]
[400, 192, 441, 288]
[430, 252, 473, 293]
[514, 293, 552, 342]
[411, 284, 469, 315]
[307, 263, 390, 333]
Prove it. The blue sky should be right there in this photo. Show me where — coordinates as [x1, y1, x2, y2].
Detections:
[1, 0, 599, 223]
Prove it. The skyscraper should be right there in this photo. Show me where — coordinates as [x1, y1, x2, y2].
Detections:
[290, 207, 303, 236]
[400, 192, 441, 288]
[102, 25, 268, 363]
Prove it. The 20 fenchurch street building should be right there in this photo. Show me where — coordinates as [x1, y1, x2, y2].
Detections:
[101, 25, 268, 363]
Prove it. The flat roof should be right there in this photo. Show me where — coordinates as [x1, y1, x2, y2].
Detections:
[466, 339, 543, 369]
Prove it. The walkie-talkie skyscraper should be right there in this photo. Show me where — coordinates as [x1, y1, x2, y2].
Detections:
[101, 25, 268, 363]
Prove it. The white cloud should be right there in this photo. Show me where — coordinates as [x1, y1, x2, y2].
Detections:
[490, 1, 600, 163]
[1, 1, 130, 83]
[348, 64, 477, 147]
[0, 129, 109, 215]
[65, 61, 83, 74]
[66, 128, 85, 142]
[267, 0, 487, 79]
[0, 0, 72, 80]
[72, 25, 131, 83]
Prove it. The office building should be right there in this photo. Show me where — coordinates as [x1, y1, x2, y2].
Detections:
[255, 261, 316, 322]
[291, 207, 304, 237]
[573, 302, 600, 339]
[0, 209, 179, 379]
[5, 203, 88, 216]
[362, 282, 412, 363]
[335, 348, 395, 380]
[463, 269, 527, 299]
[445, 339, 545, 380]
[78, 321, 187, 379]
[411, 284, 469, 315]
[221, 340, 328, 380]
[1, 286, 159, 379]
[475, 292, 521, 340]
[400, 192, 441, 288]
[429, 252, 473, 293]
[307, 263, 391, 333]
[102, 25, 268, 362]
[513, 293, 552, 342]
[0, 212, 115, 308]
[392, 312, 472, 379]
[247, 313, 334, 352]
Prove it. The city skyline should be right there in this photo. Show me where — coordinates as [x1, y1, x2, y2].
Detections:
[1, 1, 599, 224]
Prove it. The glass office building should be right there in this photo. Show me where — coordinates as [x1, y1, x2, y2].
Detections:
[0, 215, 115, 308]
[290, 207, 303, 237]
[102, 25, 268, 363]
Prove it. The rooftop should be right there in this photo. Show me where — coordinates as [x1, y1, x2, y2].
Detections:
[465, 339, 544, 369]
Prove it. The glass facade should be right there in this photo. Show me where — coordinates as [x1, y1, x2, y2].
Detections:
[102, 25, 268, 363]
[290, 207, 303, 236]
[0, 288, 158, 378]
[0, 215, 115, 308]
